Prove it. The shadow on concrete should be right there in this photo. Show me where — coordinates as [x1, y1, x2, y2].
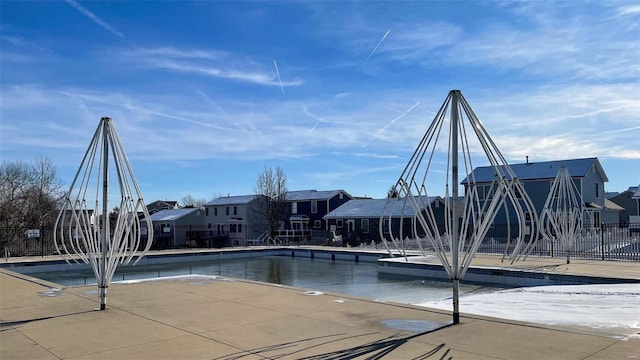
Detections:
[0, 310, 95, 331]
[214, 324, 454, 360]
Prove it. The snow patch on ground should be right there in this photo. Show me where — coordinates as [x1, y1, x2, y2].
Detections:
[116, 274, 223, 284]
[416, 283, 640, 339]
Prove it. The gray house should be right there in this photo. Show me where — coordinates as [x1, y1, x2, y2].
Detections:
[464, 157, 609, 229]
[203, 195, 267, 246]
[324, 196, 446, 246]
[145, 200, 179, 215]
[633, 186, 640, 217]
[605, 187, 638, 225]
[145, 208, 206, 249]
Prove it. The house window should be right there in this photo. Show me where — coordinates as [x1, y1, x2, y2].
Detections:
[311, 201, 317, 214]
[337, 219, 343, 228]
[314, 220, 321, 229]
[214, 207, 218, 216]
[382, 218, 389, 234]
[226, 207, 229, 215]
[234, 206, 237, 215]
[525, 211, 534, 222]
[230, 224, 237, 233]
[205, 208, 209, 216]
[361, 219, 369, 233]
[595, 183, 599, 198]
[339, 192, 343, 200]
[208, 223, 211, 228]
[292, 202, 298, 214]
[477, 185, 492, 200]
[238, 224, 242, 233]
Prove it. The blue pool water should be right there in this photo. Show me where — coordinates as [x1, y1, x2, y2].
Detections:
[28, 256, 508, 304]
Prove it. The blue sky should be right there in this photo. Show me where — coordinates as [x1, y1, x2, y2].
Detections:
[1, 1, 639, 203]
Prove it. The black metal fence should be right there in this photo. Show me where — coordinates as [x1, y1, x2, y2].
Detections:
[371, 223, 640, 262]
[2, 223, 640, 261]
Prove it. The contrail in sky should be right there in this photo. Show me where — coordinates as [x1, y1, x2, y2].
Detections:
[365, 101, 420, 146]
[363, 29, 391, 65]
[273, 59, 293, 128]
[299, 107, 328, 146]
[273, 59, 286, 96]
[65, 0, 125, 38]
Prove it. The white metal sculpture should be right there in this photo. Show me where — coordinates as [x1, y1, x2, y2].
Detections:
[539, 166, 583, 264]
[54, 117, 153, 310]
[380, 90, 538, 324]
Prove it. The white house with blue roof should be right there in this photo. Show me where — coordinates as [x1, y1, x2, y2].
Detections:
[324, 196, 446, 245]
[464, 157, 608, 229]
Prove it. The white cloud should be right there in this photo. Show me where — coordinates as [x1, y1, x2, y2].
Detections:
[117, 46, 304, 87]
[617, 5, 640, 15]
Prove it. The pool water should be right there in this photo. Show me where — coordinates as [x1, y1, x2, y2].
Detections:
[29, 256, 509, 304]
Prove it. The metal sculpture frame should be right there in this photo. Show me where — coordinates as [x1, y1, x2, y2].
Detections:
[54, 117, 153, 310]
[539, 166, 583, 264]
[380, 90, 539, 324]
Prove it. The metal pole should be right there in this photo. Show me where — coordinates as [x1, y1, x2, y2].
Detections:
[99, 117, 109, 310]
[451, 90, 460, 325]
[600, 222, 604, 260]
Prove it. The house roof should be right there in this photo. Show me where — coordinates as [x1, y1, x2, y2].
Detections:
[147, 208, 198, 221]
[604, 199, 624, 211]
[605, 192, 619, 199]
[286, 189, 350, 201]
[205, 195, 260, 206]
[633, 185, 640, 199]
[147, 200, 178, 208]
[463, 157, 608, 183]
[324, 197, 442, 219]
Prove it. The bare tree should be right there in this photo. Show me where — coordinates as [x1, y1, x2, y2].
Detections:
[0, 157, 64, 254]
[254, 166, 289, 244]
[0, 157, 63, 229]
[27, 157, 64, 227]
[180, 194, 207, 208]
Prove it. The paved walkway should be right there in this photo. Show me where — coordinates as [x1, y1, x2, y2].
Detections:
[1, 249, 639, 359]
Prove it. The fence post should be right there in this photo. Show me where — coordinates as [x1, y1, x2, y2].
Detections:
[600, 222, 604, 260]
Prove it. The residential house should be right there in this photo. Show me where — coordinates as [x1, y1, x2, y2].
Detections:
[145, 208, 207, 249]
[604, 187, 638, 225]
[146, 200, 179, 215]
[324, 196, 446, 246]
[203, 195, 267, 246]
[633, 186, 640, 217]
[463, 157, 609, 231]
[285, 190, 353, 234]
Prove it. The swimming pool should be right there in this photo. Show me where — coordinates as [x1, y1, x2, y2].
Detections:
[27, 255, 508, 304]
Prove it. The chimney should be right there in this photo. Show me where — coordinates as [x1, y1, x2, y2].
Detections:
[526, 156, 529, 165]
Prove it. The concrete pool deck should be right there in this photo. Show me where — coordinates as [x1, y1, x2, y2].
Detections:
[1, 249, 639, 359]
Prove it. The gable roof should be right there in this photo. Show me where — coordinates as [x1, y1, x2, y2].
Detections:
[604, 199, 624, 211]
[286, 189, 351, 201]
[147, 200, 178, 208]
[324, 197, 442, 219]
[463, 157, 608, 183]
[205, 195, 260, 206]
[148, 208, 199, 221]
